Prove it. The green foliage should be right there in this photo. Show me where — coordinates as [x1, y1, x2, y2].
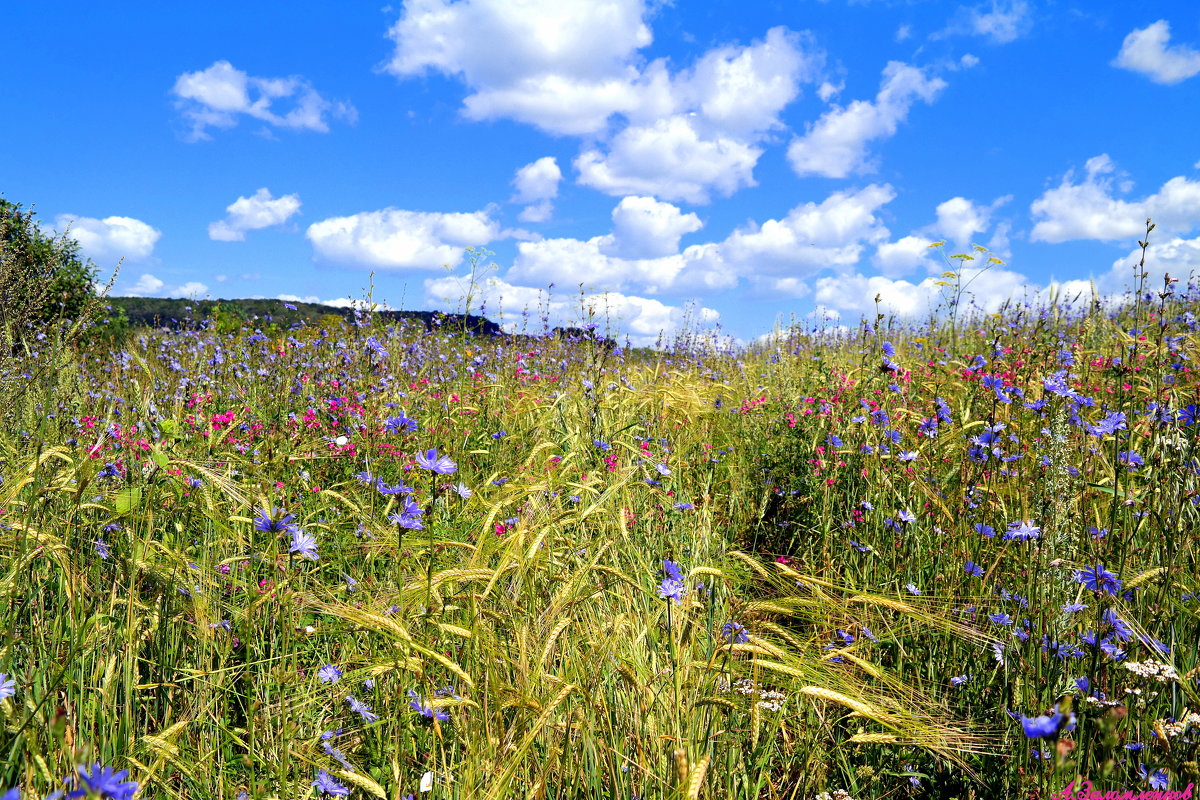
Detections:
[0, 197, 99, 332]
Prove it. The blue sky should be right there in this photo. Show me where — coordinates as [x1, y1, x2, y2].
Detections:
[3, 1, 1199, 343]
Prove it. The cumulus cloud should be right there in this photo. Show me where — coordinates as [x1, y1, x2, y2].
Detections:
[511, 157, 563, 222]
[964, 1, 1031, 44]
[1030, 154, 1200, 243]
[119, 273, 208, 299]
[931, 1, 1032, 44]
[384, 0, 654, 135]
[306, 208, 501, 270]
[787, 61, 946, 178]
[577, 115, 762, 204]
[54, 214, 161, 264]
[387, 4, 822, 201]
[1103, 235, 1200, 294]
[172, 60, 356, 141]
[575, 28, 819, 203]
[667, 26, 820, 136]
[127, 274, 165, 295]
[813, 263, 1029, 317]
[511, 157, 563, 203]
[721, 184, 896, 278]
[423, 273, 718, 346]
[934, 194, 1011, 248]
[599, 196, 703, 259]
[208, 188, 302, 242]
[872, 235, 937, 278]
[1113, 20, 1200, 85]
[277, 293, 397, 311]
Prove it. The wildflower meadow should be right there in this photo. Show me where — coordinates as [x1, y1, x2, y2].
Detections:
[2, 239, 1199, 799]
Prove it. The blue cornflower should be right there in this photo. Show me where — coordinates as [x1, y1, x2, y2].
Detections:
[0, 673, 15, 700]
[989, 613, 1014, 626]
[897, 509, 916, 524]
[63, 763, 140, 799]
[415, 448, 457, 475]
[950, 675, 970, 686]
[407, 689, 450, 722]
[881, 341, 896, 357]
[289, 529, 319, 561]
[1149, 770, 1169, 790]
[658, 578, 687, 605]
[384, 413, 418, 434]
[313, 769, 351, 797]
[964, 560, 984, 577]
[322, 741, 355, 772]
[346, 695, 379, 723]
[974, 523, 995, 538]
[1019, 706, 1076, 738]
[662, 559, 683, 581]
[318, 665, 342, 684]
[593, 440, 611, 451]
[1088, 411, 1128, 436]
[1179, 404, 1199, 426]
[906, 583, 921, 595]
[1075, 564, 1122, 595]
[255, 508, 298, 534]
[94, 539, 111, 560]
[1003, 520, 1041, 542]
[492, 430, 508, 439]
[898, 450, 918, 462]
[721, 621, 750, 644]
[1101, 608, 1134, 641]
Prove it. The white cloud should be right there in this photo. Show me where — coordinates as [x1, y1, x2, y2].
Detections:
[1103, 235, 1200, 294]
[787, 61, 946, 178]
[599, 196, 702, 259]
[172, 60, 356, 141]
[721, 184, 896, 278]
[119, 273, 209, 299]
[277, 294, 398, 311]
[54, 214, 161, 264]
[127, 274, 165, 295]
[572, 28, 819, 202]
[385, 0, 654, 135]
[934, 195, 1010, 248]
[517, 201, 554, 223]
[208, 188, 302, 242]
[1030, 155, 1200, 243]
[511, 157, 563, 222]
[966, 1, 1031, 44]
[669, 26, 819, 136]
[174, 281, 209, 299]
[423, 273, 718, 346]
[873, 235, 937, 277]
[1113, 20, 1200, 85]
[511, 157, 563, 203]
[306, 208, 501, 269]
[576, 115, 762, 203]
[813, 264, 1028, 317]
[386, 4, 823, 203]
[817, 80, 843, 101]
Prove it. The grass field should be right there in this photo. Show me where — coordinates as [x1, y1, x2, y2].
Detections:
[1, 265, 1198, 799]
